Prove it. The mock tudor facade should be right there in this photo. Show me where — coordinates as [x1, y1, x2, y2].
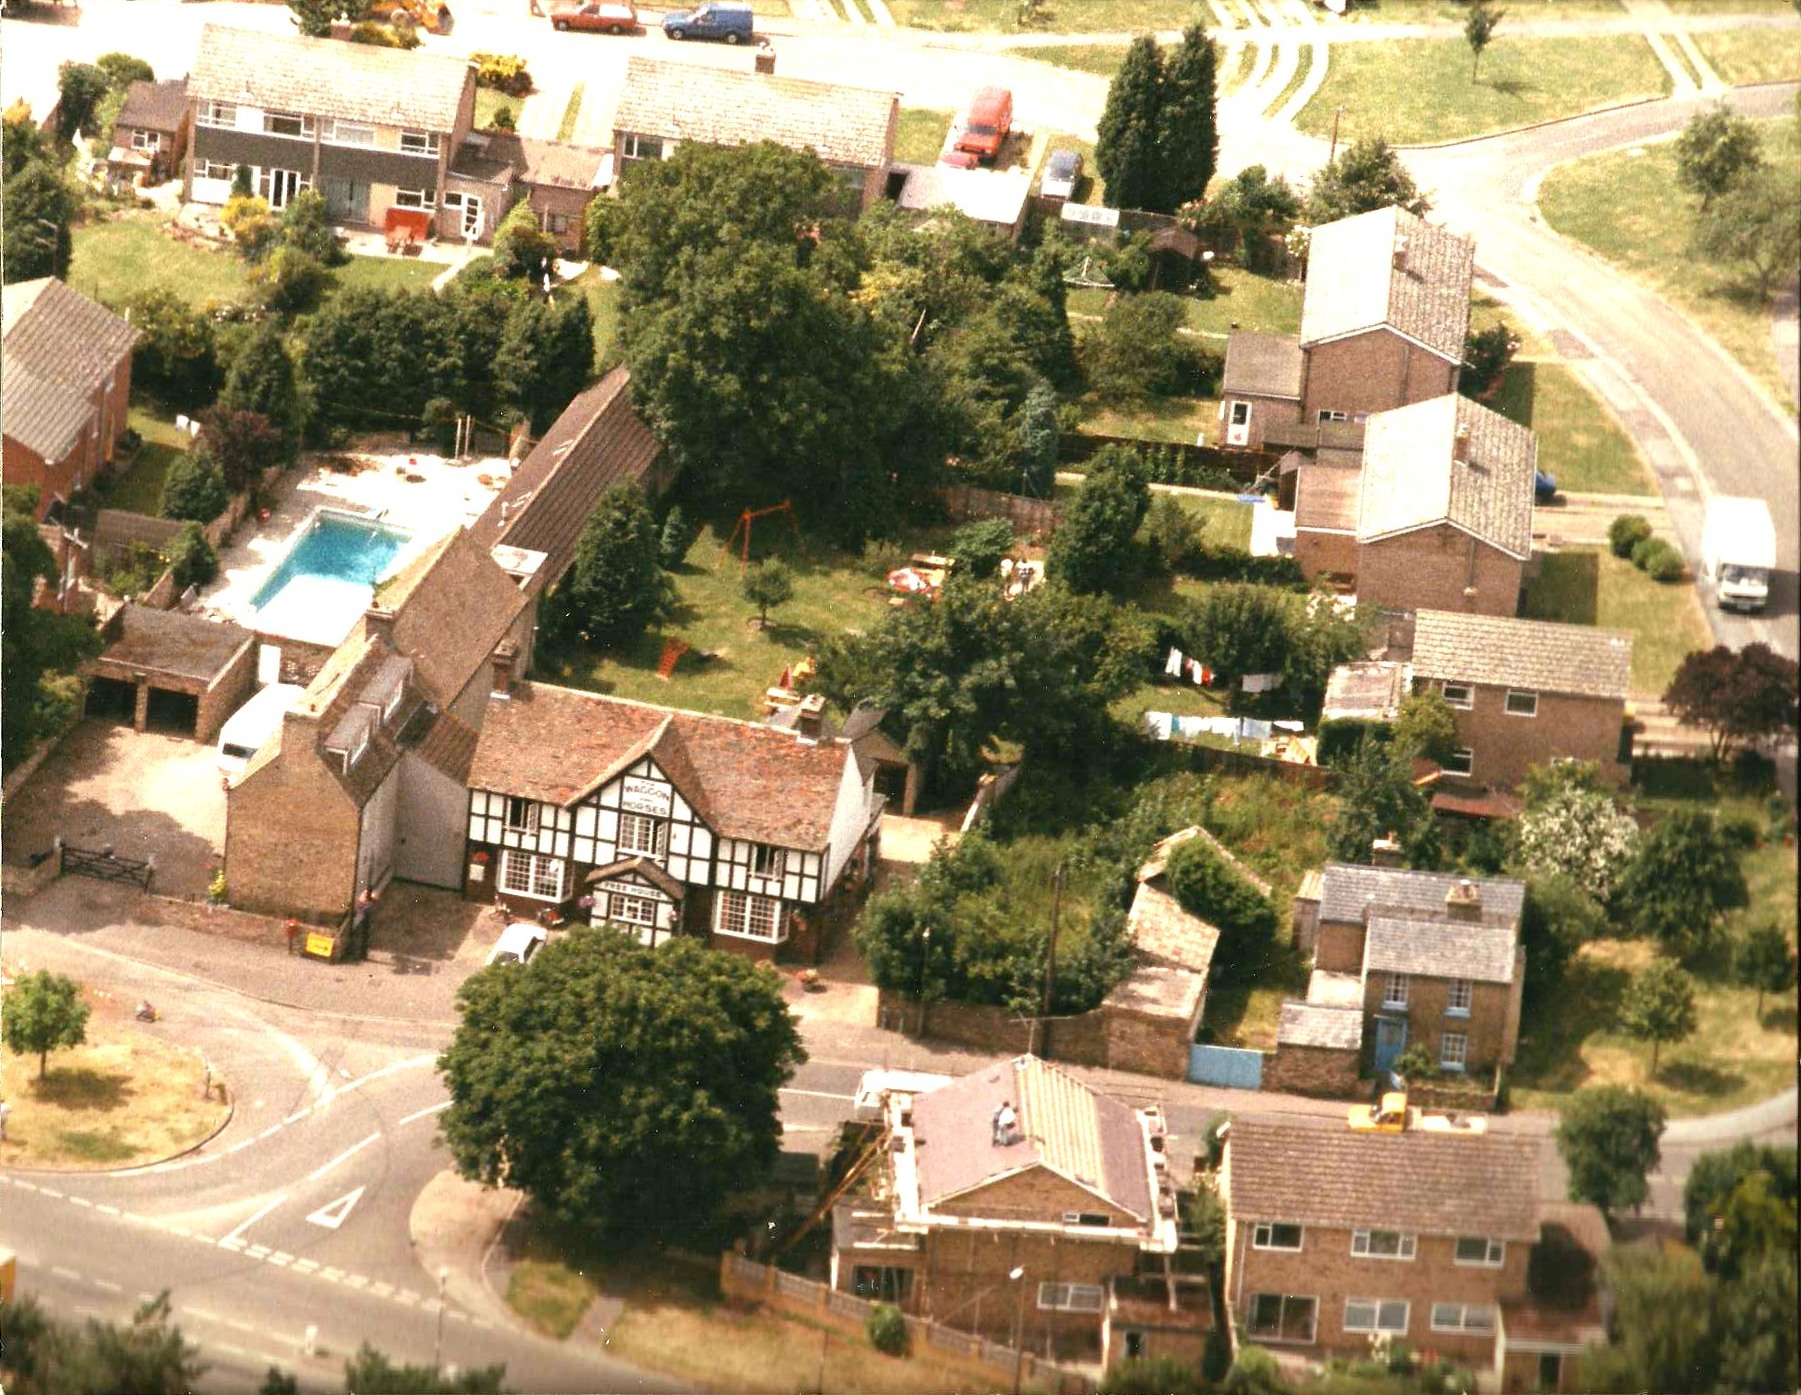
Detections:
[462, 681, 882, 962]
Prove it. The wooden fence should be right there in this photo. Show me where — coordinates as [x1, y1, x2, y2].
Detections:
[937, 485, 1059, 540]
[1058, 434, 1281, 488]
[1153, 737, 1335, 789]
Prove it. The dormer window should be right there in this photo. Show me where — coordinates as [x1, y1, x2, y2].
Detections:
[751, 845, 786, 879]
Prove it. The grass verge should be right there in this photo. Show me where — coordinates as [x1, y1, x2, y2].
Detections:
[887, 0, 1211, 32]
[893, 107, 955, 165]
[1296, 35, 1669, 145]
[1538, 116, 1800, 408]
[1522, 548, 1713, 696]
[508, 1258, 598, 1339]
[1487, 360, 1653, 495]
[1026, 42, 1129, 76]
[1692, 27, 1801, 85]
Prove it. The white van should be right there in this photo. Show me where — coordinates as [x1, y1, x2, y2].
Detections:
[216, 684, 305, 777]
[486, 922, 548, 967]
[1700, 496, 1776, 613]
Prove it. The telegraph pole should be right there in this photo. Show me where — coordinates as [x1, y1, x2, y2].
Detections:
[1037, 861, 1065, 1055]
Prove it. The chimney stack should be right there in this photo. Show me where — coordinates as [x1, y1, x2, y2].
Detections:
[1445, 879, 1482, 921]
[793, 692, 826, 743]
[754, 40, 777, 74]
[490, 640, 518, 698]
[329, 16, 352, 38]
[364, 603, 395, 642]
[1392, 235, 1409, 270]
[1370, 833, 1403, 868]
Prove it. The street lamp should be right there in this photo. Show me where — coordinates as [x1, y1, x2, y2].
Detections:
[434, 1264, 450, 1370]
[917, 926, 932, 1034]
[1009, 1266, 1027, 1395]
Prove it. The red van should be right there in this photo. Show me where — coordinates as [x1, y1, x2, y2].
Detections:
[946, 87, 1013, 167]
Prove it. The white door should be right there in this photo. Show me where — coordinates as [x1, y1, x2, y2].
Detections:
[257, 644, 282, 686]
[460, 194, 482, 238]
[1225, 400, 1251, 448]
[258, 167, 305, 210]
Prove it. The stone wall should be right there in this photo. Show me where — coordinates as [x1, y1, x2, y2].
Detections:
[1263, 1043, 1359, 1097]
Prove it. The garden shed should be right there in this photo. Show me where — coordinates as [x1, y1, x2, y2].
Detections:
[83, 603, 257, 742]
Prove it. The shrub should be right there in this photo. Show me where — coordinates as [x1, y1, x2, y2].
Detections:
[471, 52, 533, 96]
[488, 104, 517, 132]
[658, 506, 698, 570]
[159, 452, 230, 523]
[1392, 1043, 1439, 1081]
[947, 518, 1015, 581]
[1316, 717, 1392, 767]
[1718, 811, 1762, 850]
[1458, 322, 1516, 398]
[1102, 1357, 1204, 1395]
[865, 1301, 908, 1357]
[101, 541, 168, 598]
[220, 194, 277, 261]
[1629, 536, 1660, 569]
[1163, 834, 1277, 982]
[1610, 514, 1653, 559]
[166, 524, 217, 590]
[1643, 542, 1685, 582]
[1184, 545, 1306, 588]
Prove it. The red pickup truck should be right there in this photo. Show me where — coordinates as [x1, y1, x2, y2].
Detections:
[943, 87, 1013, 168]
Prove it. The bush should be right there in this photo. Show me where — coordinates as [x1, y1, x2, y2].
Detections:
[1629, 536, 1660, 569]
[1458, 322, 1517, 398]
[1392, 1042, 1439, 1082]
[471, 52, 533, 95]
[159, 452, 230, 523]
[346, 19, 419, 46]
[1102, 1356, 1204, 1395]
[865, 1301, 908, 1357]
[658, 506, 698, 570]
[101, 542, 168, 598]
[1718, 811, 1762, 850]
[1610, 514, 1653, 559]
[220, 194, 277, 261]
[947, 518, 1016, 581]
[487, 104, 517, 131]
[1163, 834, 1277, 982]
[1643, 542, 1685, 582]
[1184, 545, 1306, 588]
[421, 397, 460, 452]
[165, 524, 217, 590]
[1316, 717, 1392, 767]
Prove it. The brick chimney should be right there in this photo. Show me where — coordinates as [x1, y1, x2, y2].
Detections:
[1445, 879, 1482, 921]
[329, 16, 353, 38]
[364, 603, 395, 642]
[490, 640, 518, 698]
[754, 40, 776, 74]
[793, 692, 826, 743]
[1370, 833, 1403, 868]
[1392, 234, 1409, 271]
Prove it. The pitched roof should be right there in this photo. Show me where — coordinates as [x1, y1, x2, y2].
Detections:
[1276, 1001, 1364, 1050]
[376, 529, 529, 711]
[1364, 914, 1519, 983]
[1357, 394, 1537, 559]
[190, 24, 472, 133]
[910, 1056, 1154, 1222]
[116, 78, 189, 132]
[1226, 1116, 1541, 1239]
[1321, 660, 1408, 723]
[413, 708, 479, 783]
[1128, 881, 1220, 977]
[1300, 206, 1474, 363]
[1411, 610, 1632, 702]
[1223, 331, 1305, 400]
[1317, 863, 1525, 927]
[467, 681, 854, 851]
[453, 131, 609, 190]
[2, 279, 138, 463]
[467, 367, 661, 592]
[612, 56, 896, 169]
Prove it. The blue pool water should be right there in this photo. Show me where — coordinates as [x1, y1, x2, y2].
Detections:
[251, 511, 414, 644]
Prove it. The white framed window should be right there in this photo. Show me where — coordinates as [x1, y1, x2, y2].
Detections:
[130, 129, 161, 151]
[1063, 1211, 1113, 1227]
[197, 100, 237, 128]
[400, 129, 442, 155]
[1442, 747, 1474, 778]
[197, 159, 237, 181]
[1441, 682, 1474, 709]
[1344, 1298, 1409, 1336]
[500, 848, 565, 901]
[751, 845, 786, 879]
[1504, 689, 1539, 717]
[1455, 1236, 1505, 1267]
[607, 892, 658, 926]
[1229, 401, 1251, 427]
[1317, 409, 1349, 424]
[541, 211, 573, 235]
[1252, 1222, 1303, 1252]
[322, 118, 377, 147]
[1037, 1283, 1104, 1313]
[715, 890, 785, 943]
[347, 725, 370, 768]
[1382, 973, 1409, 1009]
[1440, 1031, 1469, 1072]
[1446, 978, 1473, 1016]
[1350, 1230, 1416, 1261]
[503, 797, 539, 835]
[622, 133, 665, 161]
[262, 110, 316, 138]
[1430, 1303, 1496, 1334]
[394, 188, 437, 210]
[618, 813, 666, 858]
[1247, 1294, 1317, 1344]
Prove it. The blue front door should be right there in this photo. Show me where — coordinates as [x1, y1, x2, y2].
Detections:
[1374, 1016, 1408, 1078]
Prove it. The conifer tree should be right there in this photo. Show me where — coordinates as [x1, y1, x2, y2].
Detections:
[1095, 36, 1165, 212]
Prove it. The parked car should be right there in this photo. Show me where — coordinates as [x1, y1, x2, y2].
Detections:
[1041, 147, 1081, 200]
[486, 922, 549, 967]
[551, 0, 638, 30]
[662, 0, 753, 41]
[1533, 468, 1558, 503]
[1702, 495, 1776, 612]
[943, 87, 1012, 168]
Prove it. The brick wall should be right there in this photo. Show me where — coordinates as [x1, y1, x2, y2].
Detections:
[1295, 527, 1359, 581]
[1301, 331, 1457, 423]
[881, 988, 1194, 1079]
[1315, 918, 1365, 974]
[1441, 683, 1629, 790]
[224, 711, 362, 921]
[1356, 526, 1524, 618]
[1362, 972, 1515, 1073]
[919, 1226, 1142, 1355]
[194, 637, 259, 744]
[1222, 393, 1303, 452]
[1263, 1043, 1359, 1097]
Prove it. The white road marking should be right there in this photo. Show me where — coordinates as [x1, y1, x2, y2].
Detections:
[96, 1204, 120, 1216]
[121, 1212, 145, 1224]
[220, 1194, 288, 1245]
[320, 1267, 346, 1283]
[189, 1153, 223, 1167]
[293, 1259, 320, 1274]
[94, 1279, 123, 1294]
[269, 1252, 294, 1267]
[245, 1245, 271, 1260]
[344, 1274, 370, 1290]
[68, 1195, 93, 1208]
[37, 1186, 64, 1198]
[397, 1100, 452, 1127]
[217, 1343, 250, 1358]
[52, 1266, 83, 1282]
[12, 1180, 38, 1192]
[226, 1319, 259, 1335]
[306, 1185, 366, 1231]
[227, 1139, 256, 1153]
[283, 1106, 313, 1125]
[164, 1225, 193, 1239]
[218, 1238, 246, 1252]
[317, 1054, 436, 1109]
[258, 1124, 283, 1139]
[395, 1289, 421, 1305]
[305, 1131, 380, 1183]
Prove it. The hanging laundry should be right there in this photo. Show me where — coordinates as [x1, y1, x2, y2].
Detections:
[1274, 719, 1306, 732]
[1165, 647, 1185, 678]
[1240, 718, 1273, 742]
[1241, 672, 1282, 694]
[1144, 712, 1174, 741]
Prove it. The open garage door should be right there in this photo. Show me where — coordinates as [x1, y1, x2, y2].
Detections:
[144, 687, 201, 737]
[85, 676, 137, 724]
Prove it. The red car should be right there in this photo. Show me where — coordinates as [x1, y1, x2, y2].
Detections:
[945, 87, 1012, 167]
[551, 0, 638, 32]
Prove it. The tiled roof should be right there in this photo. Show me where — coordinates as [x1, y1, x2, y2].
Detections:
[1294, 463, 1360, 534]
[1277, 1001, 1363, 1050]
[1357, 394, 1536, 559]
[1299, 206, 1474, 363]
[1411, 610, 1632, 701]
[1364, 914, 1518, 983]
[613, 56, 896, 169]
[1103, 963, 1207, 1020]
[454, 131, 609, 190]
[117, 78, 189, 133]
[2, 279, 138, 463]
[1225, 1117, 1541, 1239]
[413, 708, 479, 783]
[911, 1056, 1154, 1222]
[466, 681, 854, 851]
[1128, 883, 1220, 978]
[1317, 863, 1525, 927]
[1222, 331, 1305, 399]
[1321, 661, 1408, 722]
[92, 605, 253, 684]
[190, 24, 472, 133]
[467, 367, 661, 593]
[379, 529, 528, 711]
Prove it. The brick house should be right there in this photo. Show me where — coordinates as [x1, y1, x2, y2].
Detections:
[105, 78, 190, 187]
[609, 56, 897, 212]
[1408, 609, 1633, 789]
[1290, 452, 1362, 580]
[461, 681, 882, 963]
[830, 1056, 1202, 1370]
[2, 278, 138, 523]
[1221, 1109, 1607, 1388]
[1220, 207, 1473, 451]
[444, 131, 609, 254]
[1351, 394, 1536, 617]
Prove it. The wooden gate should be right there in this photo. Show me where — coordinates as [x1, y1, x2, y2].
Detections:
[60, 842, 154, 890]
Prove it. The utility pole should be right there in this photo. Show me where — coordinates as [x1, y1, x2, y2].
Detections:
[1328, 105, 1345, 164]
[1037, 861, 1064, 1056]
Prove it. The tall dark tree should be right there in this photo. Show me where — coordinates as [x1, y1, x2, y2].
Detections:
[2, 156, 77, 284]
[1664, 642, 1800, 759]
[126, 289, 220, 410]
[1095, 36, 1166, 212]
[548, 483, 669, 648]
[196, 408, 283, 495]
[1555, 1085, 1665, 1216]
[2, 490, 102, 770]
[221, 322, 305, 458]
[439, 928, 805, 1238]
[1464, 0, 1504, 77]
[1617, 959, 1697, 1075]
[1734, 921, 1797, 1019]
[1045, 446, 1150, 594]
[1582, 1243, 1720, 1394]
[1673, 103, 1762, 211]
[1306, 137, 1428, 225]
[1155, 23, 1220, 214]
[94, 52, 155, 91]
[54, 62, 110, 143]
[0, 1291, 204, 1395]
[1614, 809, 1748, 962]
[1683, 1141, 1799, 1273]
[1324, 738, 1440, 869]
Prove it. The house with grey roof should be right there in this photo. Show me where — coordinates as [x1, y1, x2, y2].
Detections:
[2, 278, 139, 522]
[1409, 608, 1634, 790]
[1219, 206, 1474, 451]
[106, 78, 190, 187]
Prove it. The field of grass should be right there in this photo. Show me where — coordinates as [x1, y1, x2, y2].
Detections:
[0, 1006, 229, 1169]
[536, 527, 896, 721]
[887, 0, 1211, 32]
[1538, 117, 1800, 408]
[104, 405, 191, 516]
[1028, 42, 1129, 76]
[1184, 268, 1304, 341]
[1522, 548, 1714, 696]
[69, 213, 248, 309]
[337, 255, 444, 294]
[1692, 27, 1801, 85]
[1077, 393, 1218, 444]
[894, 107, 955, 164]
[1487, 360, 1653, 494]
[475, 88, 522, 131]
[1296, 36, 1669, 145]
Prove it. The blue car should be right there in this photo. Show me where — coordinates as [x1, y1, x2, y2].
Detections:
[1534, 468, 1558, 503]
[663, 0, 753, 41]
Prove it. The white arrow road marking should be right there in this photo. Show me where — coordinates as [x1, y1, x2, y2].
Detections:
[220, 1194, 288, 1246]
[306, 1185, 367, 1231]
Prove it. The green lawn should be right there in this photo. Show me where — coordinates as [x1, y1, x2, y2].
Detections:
[103, 405, 191, 516]
[887, 0, 1210, 32]
[337, 255, 443, 294]
[1296, 35, 1669, 145]
[1183, 268, 1304, 341]
[1693, 27, 1801, 85]
[1663, 0, 1792, 12]
[535, 527, 896, 721]
[561, 267, 623, 370]
[1522, 548, 1714, 696]
[894, 107, 954, 165]
[1077, 393, 1218, 445]
[68, 213, 248, 309]
[1027, 43, 1130, 76]
[1538, 117, 1800, 408]
[1487, 360, 1653, 494]
[475, 88, 522, 131]
[1174, 492, 1255, 549]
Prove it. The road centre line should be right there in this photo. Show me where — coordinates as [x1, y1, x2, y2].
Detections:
[397, 1100, 452, 1127]
[306, 1130, 380, 1183]
[317, 1054, 437, 1108]
[221, 1194, 289, 1245]
[52, 1266, 82, 1281]
[37, 1185, 63, 1198]
[96, 1204, 120, 1215]
[93, 1279, 123, 1293]
[69, 1195, 93, 1207]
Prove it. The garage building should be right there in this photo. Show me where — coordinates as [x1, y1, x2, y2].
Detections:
[84, 604, 258, 743]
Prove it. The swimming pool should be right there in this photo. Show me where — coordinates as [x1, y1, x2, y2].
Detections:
[251, 510, 415, 645]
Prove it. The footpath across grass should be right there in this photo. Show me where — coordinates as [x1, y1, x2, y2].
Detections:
[1522, 547, 1714, 696]
[1538, 116, 1800, 409]
[1296, 35, 1669, 145]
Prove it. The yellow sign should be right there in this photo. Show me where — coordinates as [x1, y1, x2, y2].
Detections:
[0, 1248, 15, 1303]
[304, 933, 336, 960]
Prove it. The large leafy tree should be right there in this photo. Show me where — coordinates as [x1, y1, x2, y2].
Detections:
[1180, 583, 1292, 684]
[159, 452, 230, 523]
[0, 1292, 204, 1395]
[196, 408, 283, 495]
[55, 62, 110, 143]
[1614, 809, 1748, 962]
[1717, 1249, 1799, 1394]
[1191, 165, 1301, 272]
[547, 483, 669, 648]
[221, 322, 306, 459]
[125, 289, 220, 410]
[1514, 771, 1639, 905]
[1306, 138, 1427, 225]
[1673, 103, 1762, 211]
[1045, 446, 1150, 594]
[438, 928, 805, 1238]
[2, 491, 102, 770]
[496, 293, 593, 432]
[1582, 1242, 1720, 1394]
[1094, 35, 1165, 211]
[1693, 168, 1801, 300]
[1324, 738, 1440, 869]
[2, 154, 77, 284]
[1154, 23, 1219, 214]
[1555, 1085, 1665, 1216]
[1617, 958, 1697, 1075]
[1733, 921, 1797, 1019]
[1683, 1141, 1799, 1274]
[1664, 643, 1800, 759]
[2, 969, 92, 1079]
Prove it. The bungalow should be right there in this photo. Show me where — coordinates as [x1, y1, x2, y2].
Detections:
[106, 78, 190, 187]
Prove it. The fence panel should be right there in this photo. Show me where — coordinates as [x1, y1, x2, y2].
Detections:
[826, 1289, 868, 1320]
[775, 1270, 817, 1302]
[1187, 1043, 1264, 1089]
